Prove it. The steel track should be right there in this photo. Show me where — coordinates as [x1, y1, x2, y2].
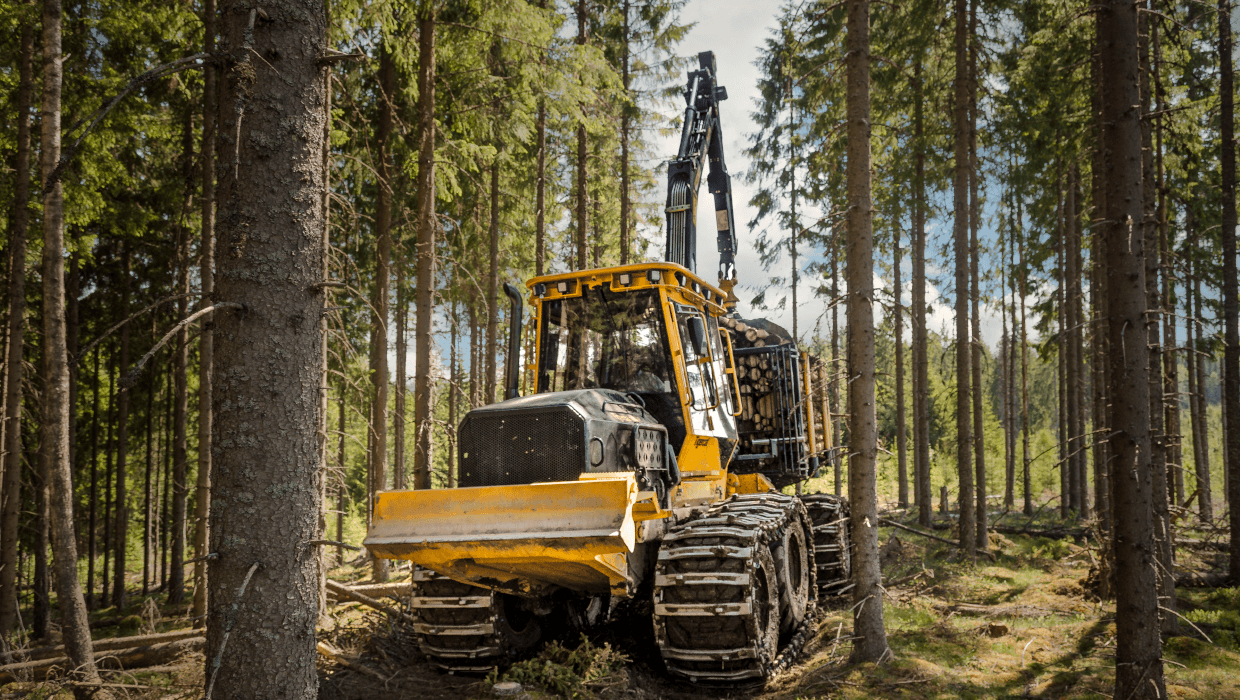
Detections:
[652, 492, 821, 682]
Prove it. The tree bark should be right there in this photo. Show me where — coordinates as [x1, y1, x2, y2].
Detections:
[895, 220, 907, 508]
[913, 56, 931, 528]
[1067, 167, 1087, 517]
[619, 0, 631, 265]
[88, 346, 100, 609]
[1140, 15, 1174, 629]
[169, 103, 194, 604]
[1218, 0, 1240, 583]
[1193, 276, 1211, 516]
[1019, 199, 1032, 516]
[574, 0, 589, 270]
[206, 2, 326, 697]
[1091, 30, 1112, 540]
[845, 0, 890, 663]
[412, 9, 438, 491]
[144, 365, 156, 595]
[0, 1, 34, 640]
[193, 0, 218, 627]
[486, 156, 500, 404]
[40, 0, 103, 684]
[968, 0, 985, 550]
[371, 45, 394, 583]
[953, 0, 975, 559]
[1098, 1, 1166, 695]
[394, 253, 407, 489]
[113, 246, 132, 610]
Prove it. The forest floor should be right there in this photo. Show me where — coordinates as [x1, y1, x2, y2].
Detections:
[3, 519, 1238, 700]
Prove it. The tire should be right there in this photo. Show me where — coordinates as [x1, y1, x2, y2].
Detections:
[774, 517, 810, 637]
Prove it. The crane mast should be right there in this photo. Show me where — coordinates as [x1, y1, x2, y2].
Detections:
[665, 51, 739, 305]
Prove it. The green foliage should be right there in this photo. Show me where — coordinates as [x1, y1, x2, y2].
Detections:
[488, 635, 629, 699]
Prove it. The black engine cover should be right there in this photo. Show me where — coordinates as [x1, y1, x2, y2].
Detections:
[458, 389, 664, 488]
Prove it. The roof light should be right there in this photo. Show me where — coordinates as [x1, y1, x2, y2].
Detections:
[647, 270, 662, 283]
[618, 273, 632, 286]
[556, 280, 576, 294]
[533, 283, 547, 297]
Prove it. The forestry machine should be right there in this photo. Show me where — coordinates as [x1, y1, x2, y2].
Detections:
[364, 52, 850, 683]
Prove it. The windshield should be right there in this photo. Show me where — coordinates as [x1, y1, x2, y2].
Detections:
[537, 288, 674, 395]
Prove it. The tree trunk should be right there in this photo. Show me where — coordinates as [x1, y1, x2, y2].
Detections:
[144, 367, 155, 595]
[1067, 167, 1087, 517]
[968, 0, 985, 551]
[1194, 277, 1211, 516]
[448, 296, 458, 488]
[206, 1, 326, 697]
[844, 0, 890, 663]
[1019, 200, 1032, 516]
[1098, 1, 1166, 695]
[831, 247, 841, 496]
[371, 45, 394, 583]
[574, 0, 588, 271]
[88, 347, 100, 609]
[953, 0, 975, 559]
[1057, 175, 1069, 518]
[114, 246, 132, 610]
[40, 0, 103, 683]
[0, 2, 33, 640]
[1140, 16, 1175, 630]
[103, 356, 116, 608]
[1154, 18, 1182, 508]
[1219, 0, 1240, 583]
[913, 56, 931, 528]
[394, 255, 407, 489]
[486, 156, 500, 404]
[619, 0, 631, 265]
[412, 8, 438, 491]
[895, 220, 907, 508]
[169, 103, 194, 604]
[1091, 32, 1112, 540]
[193, 0, 217, 628]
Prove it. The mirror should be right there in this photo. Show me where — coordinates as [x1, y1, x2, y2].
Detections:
[686, 315, 707, 357]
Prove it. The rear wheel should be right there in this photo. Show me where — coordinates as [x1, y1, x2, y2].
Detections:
[411, 568, 542, 673]
[774, 515, 811, 637]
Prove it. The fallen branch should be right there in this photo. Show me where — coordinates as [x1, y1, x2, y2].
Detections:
[0, 637, 203, 683]
[325, 580, 416, 624]
[316, 641, 387, 681]
[1175, 572, 1231, 588]
[1, 628, 200, 664]
[327, 582, 411, 601]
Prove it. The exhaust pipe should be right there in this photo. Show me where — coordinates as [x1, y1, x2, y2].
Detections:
[503, 282, 524, 400]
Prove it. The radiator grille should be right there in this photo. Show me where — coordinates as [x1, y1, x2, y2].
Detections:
[458, 406, 585, 487]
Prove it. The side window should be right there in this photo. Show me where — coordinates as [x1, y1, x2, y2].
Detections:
[674, 305, 718, 410]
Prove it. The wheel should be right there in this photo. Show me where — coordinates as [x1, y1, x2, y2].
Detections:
[774, 516, 810, 637]
[652, 494, 799, 682]
[410, 567, 542, 673]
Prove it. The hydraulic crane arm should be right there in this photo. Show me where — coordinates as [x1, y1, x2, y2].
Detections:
[665, 51, 739, 306]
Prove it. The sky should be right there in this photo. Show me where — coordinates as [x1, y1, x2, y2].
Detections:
[645, 0, 1011, 353]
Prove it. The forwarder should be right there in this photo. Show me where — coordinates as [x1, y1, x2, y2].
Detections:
[364, 52, 850, 683]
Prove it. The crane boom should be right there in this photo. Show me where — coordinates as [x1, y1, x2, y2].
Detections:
[665, 51, 739, 306]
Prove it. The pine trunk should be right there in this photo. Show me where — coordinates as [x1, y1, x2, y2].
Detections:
[0, 2, 33, 640]
[968, 0, 985, 549]
[371, 46, 394, 582]
[1099, 1, 1166, 694]
[575, 0, 588, 270]
[1219, 0, 1240, 582]
[486, 158, 500, 404]
[913, 57, 931, 527]
[895, 222, 907, 508]
[206, 1, 327, 696]
[113, 247, 132, 610]
[845, 0, 890, 662]
[412, 9, 438, 490]
[953, 0, 975, 558]
[193, 0, 217, 627]
[40, 0, 102, 681]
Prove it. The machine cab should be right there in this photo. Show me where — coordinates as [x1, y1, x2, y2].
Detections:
[527, 262, 740, 474]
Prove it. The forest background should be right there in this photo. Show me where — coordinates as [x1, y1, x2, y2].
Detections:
[0, 0, 1233, 672]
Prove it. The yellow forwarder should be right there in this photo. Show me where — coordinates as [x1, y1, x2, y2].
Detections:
[365, 52, 849, 683]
